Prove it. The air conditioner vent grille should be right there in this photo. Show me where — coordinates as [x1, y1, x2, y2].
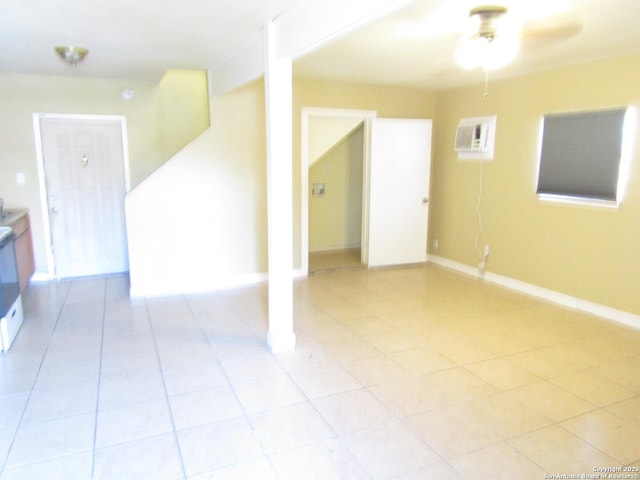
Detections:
[455, 123, 489, 152]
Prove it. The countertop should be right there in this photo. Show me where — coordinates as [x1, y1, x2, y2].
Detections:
[0, 209, 29, 227]
[0, 226, 11, 241]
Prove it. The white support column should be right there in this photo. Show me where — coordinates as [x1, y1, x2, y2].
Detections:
[264, 20, 296, 352]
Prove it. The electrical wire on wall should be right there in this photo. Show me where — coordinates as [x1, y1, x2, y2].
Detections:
[476, 81, 490, 271]
[455, 114, 495, 272]
[475, 157, 486, 272]
[484, 70, 490, 99]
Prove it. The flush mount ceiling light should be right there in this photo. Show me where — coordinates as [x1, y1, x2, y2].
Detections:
[54, 45, 89, 67]
[456, 5, 519, 71]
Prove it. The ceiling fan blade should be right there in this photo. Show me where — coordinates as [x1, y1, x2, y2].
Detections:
[521, 14, 582, 44]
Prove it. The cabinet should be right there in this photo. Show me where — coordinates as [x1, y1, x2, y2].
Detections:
[0, 211, 35, 292]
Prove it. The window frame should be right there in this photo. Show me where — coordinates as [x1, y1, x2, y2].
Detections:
[535, 107, 634, 207]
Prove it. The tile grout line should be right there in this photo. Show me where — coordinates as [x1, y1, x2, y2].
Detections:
[2, 267, 639, 478]
[189, 291, 368, 478]
[90, 277, 109, 479]
[0, 281, 71, 476]
[272, 373, 375, 480]
[181, 293, 256, 478]
[144, 295, 189, 480]
[202, 319, 280, 477]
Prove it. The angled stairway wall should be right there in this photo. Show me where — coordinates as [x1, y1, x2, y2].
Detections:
[126, 80, 268, 297]
[308, 117, 363, 166]
[125, 69, 210, 187]
[309, 123, 364, 252]
[126, 83, 368, 297]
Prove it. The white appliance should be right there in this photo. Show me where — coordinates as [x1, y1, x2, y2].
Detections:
[454, 122, 489, 152]
[0, 226, 24, 352]
[1, 297, 23, 352]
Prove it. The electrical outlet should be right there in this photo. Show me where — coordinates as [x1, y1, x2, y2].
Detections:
[479, 245, 489, 274]
[433, 239, 439, 250]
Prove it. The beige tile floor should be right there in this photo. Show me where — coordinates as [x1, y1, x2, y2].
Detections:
[309, 248, 362, 273]
[0, 264, 639, 479]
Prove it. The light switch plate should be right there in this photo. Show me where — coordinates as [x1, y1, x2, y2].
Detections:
[312, 183, 325, 197]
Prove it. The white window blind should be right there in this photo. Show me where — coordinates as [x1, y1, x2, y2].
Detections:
[537, 108, 626, 202]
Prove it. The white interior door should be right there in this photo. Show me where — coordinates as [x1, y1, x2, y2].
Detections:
[40, 117, 129, 277]
[367, 118, 432, 267]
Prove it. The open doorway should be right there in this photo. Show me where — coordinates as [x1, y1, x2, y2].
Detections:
[301, 108, 432, 275]
[301, 108, 376, 274]
[308, 121, 364, 272]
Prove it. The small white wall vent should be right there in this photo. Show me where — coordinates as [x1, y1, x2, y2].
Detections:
[454, 115, 497, 161]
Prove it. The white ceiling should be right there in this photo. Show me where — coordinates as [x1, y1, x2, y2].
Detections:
[0, 0, 302, 81]
[294, 0, 640, 89]
[2, 0, 640, 90]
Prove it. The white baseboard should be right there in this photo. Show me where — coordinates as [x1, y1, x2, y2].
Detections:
[267, 330, 296, 353]
[129, 272, 269, 298]
[33, 268, 305, 298]
[31, 273, 56, 283]
[428, 254, 640, 330]
[309, 244, 361, 254]
[39, 255, 640, 330]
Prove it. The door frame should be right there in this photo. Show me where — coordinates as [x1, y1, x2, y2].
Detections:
[33, 113, 131, 278]
[300, 107, 376, 276]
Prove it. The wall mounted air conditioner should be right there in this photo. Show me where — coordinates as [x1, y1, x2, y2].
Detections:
[454, 115, 497, 161]
[454, 122, 489, 152]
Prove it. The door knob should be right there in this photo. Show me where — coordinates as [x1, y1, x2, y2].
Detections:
[422, 197, 429, 204]
[50, 206, 59, 213]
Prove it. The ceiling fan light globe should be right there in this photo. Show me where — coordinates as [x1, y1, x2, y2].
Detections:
[456, 36, 490, 69]
[456, 5, 520, 71]
[456, 33, 518, 71]
[483, 35, 519, 70]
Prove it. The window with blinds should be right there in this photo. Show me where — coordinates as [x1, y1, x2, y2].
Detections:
[537, 108, 628, 203]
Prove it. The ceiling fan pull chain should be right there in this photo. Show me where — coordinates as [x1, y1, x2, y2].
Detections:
[483, 69, 489, 99]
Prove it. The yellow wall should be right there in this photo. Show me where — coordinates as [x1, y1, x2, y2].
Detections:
[430, 52, 640, 314]
[155, 69, 210, 161]
[126, 79, 268, 295]
[0, 70, 209, 275]
[128, 78, 438, 293]
[9, 52, 637, 317]
[308, 116, 363, 165]
[309, 124, 364, 251]
[293, 78, 438, 266]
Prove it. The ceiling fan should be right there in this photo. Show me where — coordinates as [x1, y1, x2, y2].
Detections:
[456, 4, 582, 71]
[456, 5, 517, 70]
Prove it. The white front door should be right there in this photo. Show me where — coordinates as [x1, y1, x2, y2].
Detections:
[40, 117, 129, 277]
[367, 118, 432, 267]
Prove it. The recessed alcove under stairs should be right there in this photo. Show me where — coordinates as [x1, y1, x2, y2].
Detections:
[309, 247, 362, 273]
